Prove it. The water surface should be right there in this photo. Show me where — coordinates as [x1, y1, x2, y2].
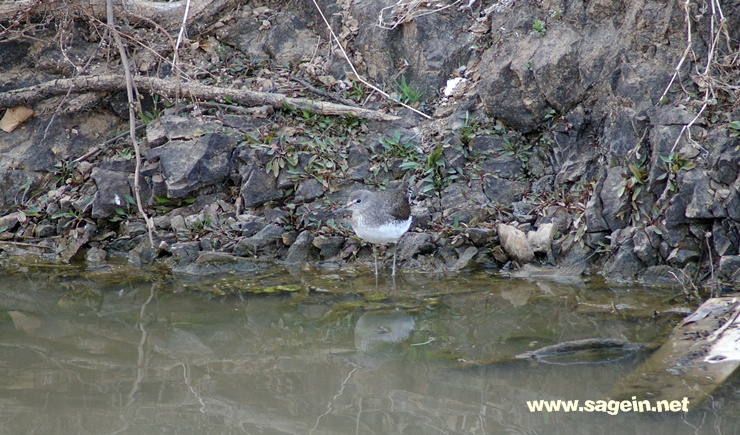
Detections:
[0, 264, 737, 434]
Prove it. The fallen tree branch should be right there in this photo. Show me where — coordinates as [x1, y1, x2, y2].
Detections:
[0, 75, 401, 121]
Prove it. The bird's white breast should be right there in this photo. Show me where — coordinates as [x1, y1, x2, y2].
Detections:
[354, 216, 412, 244]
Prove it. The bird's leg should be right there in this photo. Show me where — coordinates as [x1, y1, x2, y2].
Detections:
[372, 245, 379, 276]
[391, 243, 398, 276]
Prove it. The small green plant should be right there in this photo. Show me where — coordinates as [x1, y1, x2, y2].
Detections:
[502, 136, 532, 169]
[729, 120, 740, 138]
[394, 75, 424, 104]
[379, 130, 417, 160]
[252, 135, 298, 178]
[452, 111, 482, 144]
[153, 196, 196, 214]
[657, 152, 695, 192]
[50, 159, 78, 187]
[531, 18, 547, 36]
[138, 95, 163, 124]
[617, 156, 649, 222]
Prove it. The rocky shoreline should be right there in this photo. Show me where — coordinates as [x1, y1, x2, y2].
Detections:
[0, 0, 738, 293]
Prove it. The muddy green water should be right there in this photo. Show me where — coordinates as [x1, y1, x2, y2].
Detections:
[0, 263, 737, 434]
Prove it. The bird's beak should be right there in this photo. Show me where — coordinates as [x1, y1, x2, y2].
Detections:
[333, 203, 350, 215]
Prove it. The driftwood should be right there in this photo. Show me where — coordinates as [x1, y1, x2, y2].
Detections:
[0, 75, 401, 121]
[611, 297, 740, 409]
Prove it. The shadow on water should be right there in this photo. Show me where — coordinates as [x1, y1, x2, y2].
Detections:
[0, 263, 738, 434]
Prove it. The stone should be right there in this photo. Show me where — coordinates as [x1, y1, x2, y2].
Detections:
[173, 252, 264, 276]
[240, 165, 282, 208]
[295, 178, 324, 203]
[632, 226, 661, 266]
[585, 194, 609, 233]
[397, 232, 435, 260]
[448, 246, 478, 271]
[483, 175, 529, 205]
[599, 166, 629, 231]
[147, 133, 235, 198]
[497, 223, 534, 263]
[85, 246, 108, 264]
[683, 170, 715, 220]
[712, 220, 739, 257]
[0, 211, 23, 232]
[466, 227, 495, 246]
[347, 144, 371, 181]
[90, 168, 132, 219]
[666, 248, 701, 267]
[527, 223, 557, 254]
[602, 240, 643, 282]
[170, 241, 201, 262]
[285, 230, 318, 264]
[718, 255, 740, 281]
[312, 235, 345, 258]
[234, 223, 284, 254]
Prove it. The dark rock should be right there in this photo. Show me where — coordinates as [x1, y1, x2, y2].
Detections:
[170, 241, 201, 262]
[295, 178, 324, 203]
[282, 231, 298, 246]
[666, 248, 701, 267]
[602, 240, 643, 282]
[347, 144, 370, 180]
[0, 212, 23, 232]
[127, 237, 161, 265]
[240, 165, 281, 208]
[632, 226, 661, 266]
[638, 265, 684, 285]
[145, 115, 222, 148]
[712, 220, 739, 257]
[531, 175, 555, 195]
[173, 252, 264, 276]
[147, 133, 235, 198]
[480, 154, 524, 179]
[234, 223, 284, 255]
[466, 227, 496, 246]
[85, 246, 107, 263]
[91, 168, 132, 219]
[285, 230, 318, 264]
[599, 167, 629, 231]
[312, 235, 345, 259]
[397, 232, 435, 260]
[682, 170, 715, 220]
[469, 134, 507, 156]
[585, 194, 609, 233]
[483, 175, 529, 205]
[727, 189, 740, 222]
[121, 220, 147, 238]
[34, 222, 55, 238]
[718, 255, 740, 281]
[660, 224, 688, 248]
[449, 246, 478, 271]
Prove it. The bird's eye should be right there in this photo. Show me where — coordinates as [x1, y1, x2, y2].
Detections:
[355, 198, 362, 204]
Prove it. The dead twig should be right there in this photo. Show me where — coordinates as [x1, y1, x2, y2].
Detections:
[0, 75, 401, 121]
[106, 0, 155, 248]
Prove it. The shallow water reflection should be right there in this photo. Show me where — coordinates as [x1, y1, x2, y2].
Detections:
[0, 266, 738, 434]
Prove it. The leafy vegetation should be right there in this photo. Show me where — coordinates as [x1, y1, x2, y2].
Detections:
[531, 18, 547, 36]
[656, 152, 695, 192]
[394, 75, 424, 105]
